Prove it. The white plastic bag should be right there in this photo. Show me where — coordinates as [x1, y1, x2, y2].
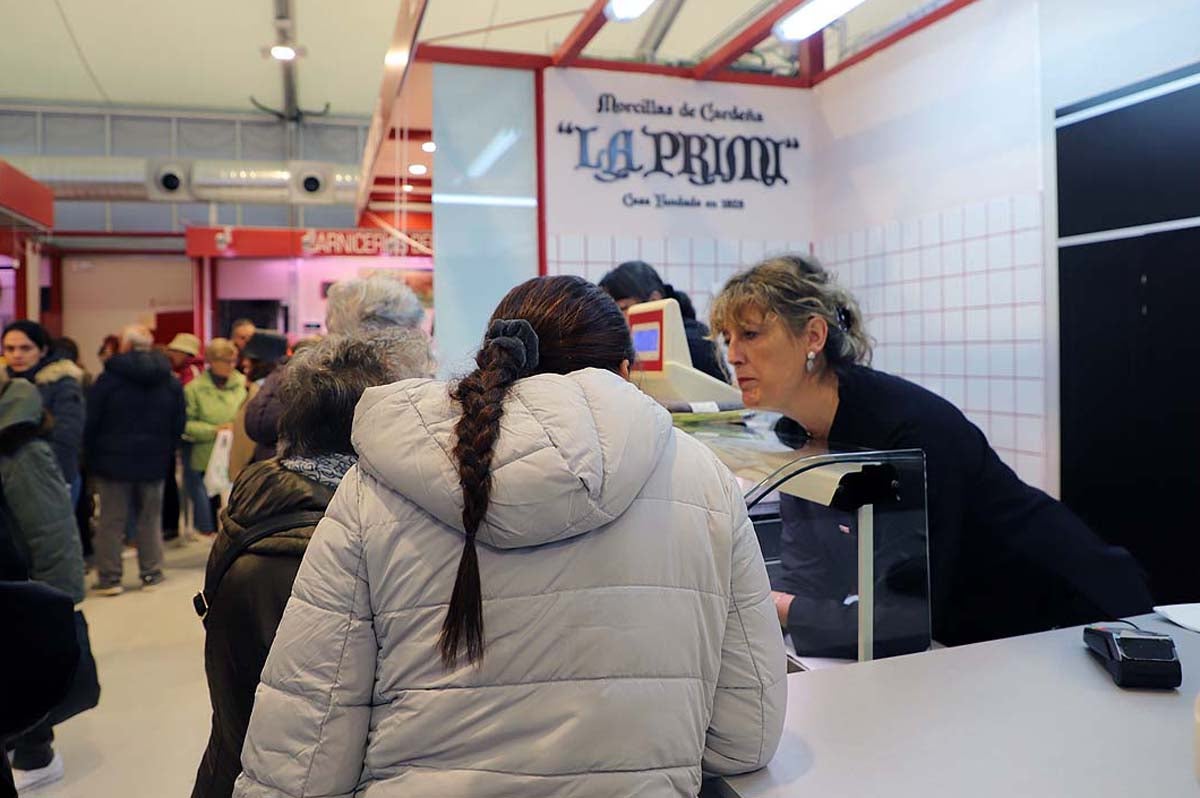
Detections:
[203, 428, 234, 499]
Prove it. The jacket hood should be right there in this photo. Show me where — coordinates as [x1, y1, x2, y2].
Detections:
[352, 368, 673, 550]
[31, 356, 84, 386]
[105, 350, 174, 385]
[0, 378, 44, 432]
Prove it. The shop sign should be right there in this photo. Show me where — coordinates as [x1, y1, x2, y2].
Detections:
[300, 228, 433, 257]
[544, 69, 811, 238]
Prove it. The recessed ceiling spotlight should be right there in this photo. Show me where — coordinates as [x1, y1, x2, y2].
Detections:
[421, 141, 437, 153]
[408, 164, 428, 176]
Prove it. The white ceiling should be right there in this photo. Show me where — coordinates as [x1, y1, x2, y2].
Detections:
[0, 0, 947, 116]
[0, 0, 399, 116]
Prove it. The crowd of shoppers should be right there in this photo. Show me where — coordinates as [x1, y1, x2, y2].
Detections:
[2, 258, 1157, 797]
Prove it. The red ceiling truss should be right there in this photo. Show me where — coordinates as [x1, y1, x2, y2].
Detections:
[411, 0, 979, 90]
[362, 1, 984, 220]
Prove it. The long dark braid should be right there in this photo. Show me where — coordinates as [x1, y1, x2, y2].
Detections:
[437, 276, 635, 668]
[440, 322, 538, 667]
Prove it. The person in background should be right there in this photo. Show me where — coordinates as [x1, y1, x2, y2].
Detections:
[229, 319, 256, 356]
[162, 333, 204, 544]
[599, 260, 730, 383]
[165, 333, 205, 386]
[3, 321, 85, 503]
[710, 255, 1153, 650]
[97, 334, 120, 367]
[184, 340, 247, 536]
[51, 338, 93, 392]
[193, 329, 433, 798]
[85, 325, 185, 595]
[229, 331, 289, 479]
[243, 275, 425, 462]
[50, 337, 97, 561]
[0, 369, 86, 792]
[234, 275, 784, 798]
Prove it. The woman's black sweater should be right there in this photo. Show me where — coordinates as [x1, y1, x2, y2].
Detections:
[778, 364, 1152, 649]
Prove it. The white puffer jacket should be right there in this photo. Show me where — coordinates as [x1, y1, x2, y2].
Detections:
[234, 368, 786, 798]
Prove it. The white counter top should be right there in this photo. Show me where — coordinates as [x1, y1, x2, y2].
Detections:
[710, 614, 1200, 797]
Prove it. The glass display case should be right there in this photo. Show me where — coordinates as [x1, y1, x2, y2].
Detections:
[678, 410, 932, 664]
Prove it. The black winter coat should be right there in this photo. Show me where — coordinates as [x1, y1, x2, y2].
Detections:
[85, 351, 186, 482]
[192, 459, 334, 798]
[10, 357, 85, 484]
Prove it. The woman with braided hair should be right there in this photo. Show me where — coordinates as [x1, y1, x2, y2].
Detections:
[233, 275, 785, 798]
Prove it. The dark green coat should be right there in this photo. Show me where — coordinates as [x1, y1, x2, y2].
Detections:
[0, 378, 85, 603]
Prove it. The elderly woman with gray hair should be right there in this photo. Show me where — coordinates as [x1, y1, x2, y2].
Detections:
[242, 274, 425, 460]
[192, 329, 432, 798]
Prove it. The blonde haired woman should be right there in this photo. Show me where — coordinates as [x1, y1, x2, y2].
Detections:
[711, 254, 1151, 651]
[183, 339, 246, 535]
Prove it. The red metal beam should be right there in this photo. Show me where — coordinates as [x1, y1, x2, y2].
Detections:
[374, 176, 436, 188]
[552, 0, 608, 66]
[356, 0, 430, 216]
[369, 192, 432, 203]
[798, 30, 824, 85]
[811, 0, 979, 85]
[0, 160, 54, 231]
[692, 0, 807, 80]
[413, 44, 812, 89]
[534, 68, 547, 277]
[415, 43, 551, 70]
[386, 127, 433, 141]
[50, 230, 185, 238]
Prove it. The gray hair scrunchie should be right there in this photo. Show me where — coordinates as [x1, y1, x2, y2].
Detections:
[485, 318, 540, 374]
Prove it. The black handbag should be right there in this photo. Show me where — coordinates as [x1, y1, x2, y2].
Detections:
[0, 580, 79, 737]
[46, 610, 101, 725]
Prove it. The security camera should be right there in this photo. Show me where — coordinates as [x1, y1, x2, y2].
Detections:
[300, 173, 322, 193]
[158, 167, 183, 192]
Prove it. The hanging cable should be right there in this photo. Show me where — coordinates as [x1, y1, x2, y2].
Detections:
[53, 0, 113, 104]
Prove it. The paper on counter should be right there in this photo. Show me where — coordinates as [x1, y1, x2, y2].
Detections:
[1153, 603, 1200, 633]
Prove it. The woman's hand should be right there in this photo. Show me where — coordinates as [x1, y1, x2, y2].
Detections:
[771, 590, 794, 627]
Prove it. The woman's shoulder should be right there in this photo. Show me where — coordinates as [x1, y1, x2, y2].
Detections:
[842, 365, 964, 421]
[34, 358, 84, 386]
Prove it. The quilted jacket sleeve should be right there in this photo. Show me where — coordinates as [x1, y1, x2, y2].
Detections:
[233, 467, 376, 798]
[702, 473, 788, 776]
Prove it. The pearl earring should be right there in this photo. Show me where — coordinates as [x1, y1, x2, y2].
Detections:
[805, 351, 816, 374]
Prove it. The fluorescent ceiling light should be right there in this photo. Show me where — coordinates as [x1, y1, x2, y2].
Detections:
[604, 0, 656, 23]
[270, 45, 297, 61]
[466, 128, 520, 179]
[408, 164, 428, 176]
[773, 0, 868, 41]
[433, 193, 537, 208]
[421, 141, 437, 153]
[402, 183, 415, 193]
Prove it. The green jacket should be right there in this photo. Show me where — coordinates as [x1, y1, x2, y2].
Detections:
[0, 378, 85, 603]
[184, 370, 248, 472]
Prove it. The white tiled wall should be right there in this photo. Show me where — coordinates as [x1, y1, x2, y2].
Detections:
[815, 193, 1049, 490]
[548, 194, 1050, 492]
[546, 234, 808, 324]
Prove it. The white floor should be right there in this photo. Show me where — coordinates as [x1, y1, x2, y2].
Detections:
[29, 539, 215, 798]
